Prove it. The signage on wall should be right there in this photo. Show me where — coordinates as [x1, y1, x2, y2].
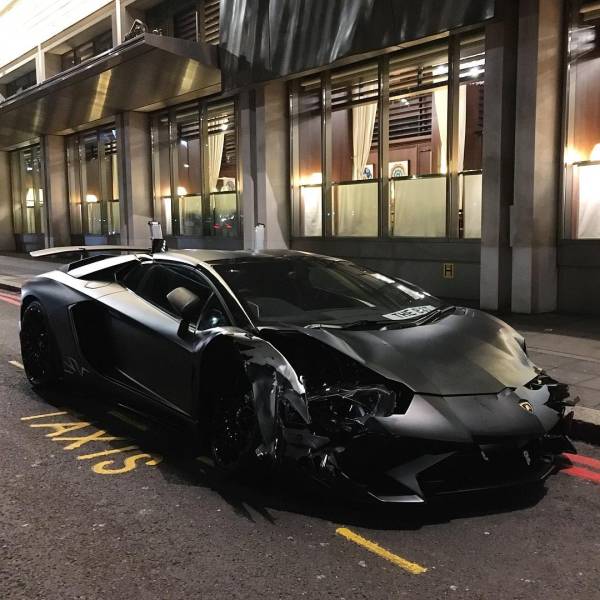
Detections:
[442, 263, 455, 279]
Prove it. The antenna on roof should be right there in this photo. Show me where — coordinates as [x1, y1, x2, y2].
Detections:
[148, 221, 167, 254]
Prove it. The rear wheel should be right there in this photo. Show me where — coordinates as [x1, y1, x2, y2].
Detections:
[210, 389, 261, 474]
[20, 301, 61, 388]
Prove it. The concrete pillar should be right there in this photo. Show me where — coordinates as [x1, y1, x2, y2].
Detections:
[0, 151, 15, 251]
[239, 90, 257, 249]
[253, 81, 290, 249]
[510, 0, 564, 313]
[480, 0, 518, 312]
[43, 135, 70, 247]
[118, 111, 153, 247]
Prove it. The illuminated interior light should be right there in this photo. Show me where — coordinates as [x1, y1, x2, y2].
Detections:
[25, 188, 35, 207]
[85, 194, 98, 203]
[590, 143, 600, 161]
[565, 147, 582, 165]
[300, 172, 323, 186]
[177, 186, 187, 196]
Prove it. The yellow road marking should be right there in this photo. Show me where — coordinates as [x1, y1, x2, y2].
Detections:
[335, 527, 427, 575]
[9, 360, 24, 369]
[77, 445, 139, 460]
[20, 411, 68, 421]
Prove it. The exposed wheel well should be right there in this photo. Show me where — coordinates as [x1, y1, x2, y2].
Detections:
[197, 336, 252, 444]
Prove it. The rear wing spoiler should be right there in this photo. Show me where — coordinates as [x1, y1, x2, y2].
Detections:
[30, 245, 151, 259]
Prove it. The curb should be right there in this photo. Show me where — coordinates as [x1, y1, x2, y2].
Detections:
[570, 406, 600, 446]
[0, 282, 21, 293]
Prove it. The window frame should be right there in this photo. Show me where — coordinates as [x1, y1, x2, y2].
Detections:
[150, 96, 240, 239]
[289, 31, 486, 241]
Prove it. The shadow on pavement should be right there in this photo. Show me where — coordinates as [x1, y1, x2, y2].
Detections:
[32, 383, 550, 532]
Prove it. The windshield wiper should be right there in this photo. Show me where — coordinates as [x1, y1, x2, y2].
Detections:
[414, 305, 456, 325]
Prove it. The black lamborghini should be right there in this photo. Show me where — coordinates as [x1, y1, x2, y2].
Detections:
[20, 246, 576, 502]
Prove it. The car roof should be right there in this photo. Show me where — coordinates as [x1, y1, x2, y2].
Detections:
[159, 248, 342, 265]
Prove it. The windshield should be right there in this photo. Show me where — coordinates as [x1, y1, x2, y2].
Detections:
[212, 257, 441, 327]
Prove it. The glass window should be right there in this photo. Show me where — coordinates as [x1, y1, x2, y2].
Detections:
[150, 98, 240, 238]
[10, 145, 44, 234]
[207, 100, 238, 236]
[388, 43, 448, 237]
[60, 30, 113, 72]
[67, 125, 121, 239]
[289, 34, 485, 241]
[291, 77, 323, 237]
[4, 69, 36, 99]
[146, 0, 220, 44]
[564, 2, 600, 238]
[151, 112, 173, 235]
[458, 34, 485, 239]
[331, 63, 379, 237]
[174, 105, 202, 236]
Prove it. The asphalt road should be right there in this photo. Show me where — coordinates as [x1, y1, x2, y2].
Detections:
[0, 291, 599, 600]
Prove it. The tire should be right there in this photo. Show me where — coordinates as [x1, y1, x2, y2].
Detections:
[210, 388, 262, 475]
[20, 301, 61, 388]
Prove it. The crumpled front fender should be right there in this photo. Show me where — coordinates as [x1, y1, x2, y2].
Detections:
[202, 328, 309, 456]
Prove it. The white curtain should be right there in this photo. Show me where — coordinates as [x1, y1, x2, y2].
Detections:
[335, 90, 378, 236]
[351, 100, 377, 179]
[432, 88, 448, 174]
[208, 133, 225, 192]
[458, 85, 467, 172]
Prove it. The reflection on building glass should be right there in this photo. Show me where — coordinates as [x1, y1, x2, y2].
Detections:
[290, 34, 485, 240]
[564, 1, 600, 239]
[10, 145, 44, 234]
[67, 126, 120, 238]
[151, 99, 238, 238]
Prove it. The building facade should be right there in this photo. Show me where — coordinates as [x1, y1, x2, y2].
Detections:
[0, 0, 598, 314]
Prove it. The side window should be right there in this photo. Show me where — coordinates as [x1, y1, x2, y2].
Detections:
[123, 261, 229, 329]
[119, 261, 153, 293]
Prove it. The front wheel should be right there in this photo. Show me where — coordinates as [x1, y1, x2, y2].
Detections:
[20, 301, 61, 388]
[210, 390, 262, 474]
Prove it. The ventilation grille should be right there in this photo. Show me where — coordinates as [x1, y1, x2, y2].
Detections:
[203, 0, 220, 45]
[174, 6, 198, 41]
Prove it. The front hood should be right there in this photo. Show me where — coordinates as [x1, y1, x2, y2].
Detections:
[292, 308, 537, 395]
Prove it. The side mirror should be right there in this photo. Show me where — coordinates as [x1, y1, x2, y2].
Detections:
[167, 287, 202, 323]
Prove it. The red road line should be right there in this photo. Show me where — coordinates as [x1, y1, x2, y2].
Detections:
[0, 293, 20, 306]
[561, 465, 600, 484]
[563, 452, 600, 472]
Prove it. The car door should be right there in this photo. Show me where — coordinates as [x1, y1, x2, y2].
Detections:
[102, 260, 224, 417]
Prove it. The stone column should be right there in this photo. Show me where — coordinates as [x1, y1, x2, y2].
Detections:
[43, 135, 70, 247]
[479, 0, 518, 312]
[238, 90, 257, 249]
[118, 111, 153, 247]
[0, 151, 15, 251]
[510, 0, 564, 313]
[252, 81, 290, 249]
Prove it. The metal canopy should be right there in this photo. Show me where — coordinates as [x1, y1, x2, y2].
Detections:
[0, 33, 221, 149]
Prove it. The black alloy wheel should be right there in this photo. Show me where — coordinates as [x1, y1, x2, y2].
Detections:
[20, 301, 60, 388]
[210, 389, 261, 473]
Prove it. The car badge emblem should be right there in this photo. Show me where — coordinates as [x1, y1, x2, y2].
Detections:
[519, 401, 534, 413]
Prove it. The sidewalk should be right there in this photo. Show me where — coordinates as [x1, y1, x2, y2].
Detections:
[1, 252, 599, 441]
[0, 253, 61, 291]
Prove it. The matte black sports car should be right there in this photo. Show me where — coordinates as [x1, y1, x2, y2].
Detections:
[20, 246, 576, 502]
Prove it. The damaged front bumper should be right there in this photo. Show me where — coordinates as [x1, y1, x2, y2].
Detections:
[277, 382, 577, 503]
